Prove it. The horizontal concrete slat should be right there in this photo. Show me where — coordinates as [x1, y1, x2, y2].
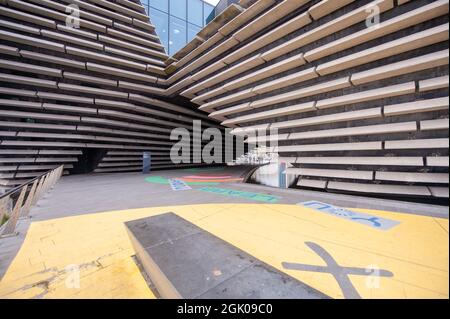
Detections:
[261, 0, 393, 61]
[426, 157, 449, 167]
[315, 24, 449, 76]
[222, 101, 316, 126]
[271, 107, 382, 130]
[287, 167, 374, 180]
[327, 181, 432, 196]
[375, 171, 449, 184]
[20, 49, 86, 69]
[420, 118, 449, 131]
[296, 156, 424, 166]
[0, 72, 57, 88]
[306, 0, 449, 62]
[384, 97, 449, 116]
[385, 138, 449, 150]
[316, 82, 416, 110]
[429, 187, 449, 198]
[0, 58, 62, 77]
[297, 178, 328, 189]
[351, 50, 449, 85]
[0, 4, 56, 28]
[419, 76, 449, 92]
[288, 122, 417, 140]
[276, 141, 383, 152]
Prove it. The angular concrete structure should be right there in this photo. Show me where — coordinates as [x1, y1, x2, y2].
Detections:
[0, 0, 449, 200]
[0, 0, 220, 190]
[171, 0, 449, 200]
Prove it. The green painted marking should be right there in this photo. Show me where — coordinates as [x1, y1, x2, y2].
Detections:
[197, 187, 281, 203]
[144, 176, 170, 184]
[144, 176, 219, 186]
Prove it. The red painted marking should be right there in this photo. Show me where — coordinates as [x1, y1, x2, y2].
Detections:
[180, 178, 243, 183]
[183, 175, 233, 179]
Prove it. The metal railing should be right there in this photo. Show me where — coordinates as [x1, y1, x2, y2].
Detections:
[0, 165, 64, 238]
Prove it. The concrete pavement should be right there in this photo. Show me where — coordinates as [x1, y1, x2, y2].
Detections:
[0, 166, 448, 299]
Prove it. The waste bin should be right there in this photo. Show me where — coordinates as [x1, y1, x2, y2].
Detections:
[143, 152, 151, 174]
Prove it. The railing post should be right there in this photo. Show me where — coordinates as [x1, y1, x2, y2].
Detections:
[41, 173, 51, 195]
[0, 166, 64, 237]
[58, 165, 63, 180]
[52, 166, 62, 187]
[50, 169, 57, 188]
[45, 169, 55, 191]
[1, 186, 27, 237]
[0, 196, 10, 226]
[55, 166, 62, 182]
[21, 179, 39, 218]
[46, 170, 54, 191]
[32, 175, 46, 205]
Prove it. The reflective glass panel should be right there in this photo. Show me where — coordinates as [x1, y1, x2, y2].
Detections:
[169, 16, 187, 55]
[150, 0, 168, 13]
[187, 0, 203, 27]
[170, 0, 186, 20]
[150, 8, 169, 53]
[187, 23, 201, 42]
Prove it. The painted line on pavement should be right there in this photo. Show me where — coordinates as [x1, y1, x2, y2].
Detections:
[198, 187, 281, 203]
[299, 201, 400, 230]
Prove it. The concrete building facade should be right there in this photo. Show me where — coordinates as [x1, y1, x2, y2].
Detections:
[0, 0, 449, 200]
[0, 0, 222, 191]
[169, 0, 449, 200]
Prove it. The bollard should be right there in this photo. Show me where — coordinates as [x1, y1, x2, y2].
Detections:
[143, 152, 151, 174]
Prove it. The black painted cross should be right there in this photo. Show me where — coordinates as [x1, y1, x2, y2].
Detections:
[282, 242, 394, 299]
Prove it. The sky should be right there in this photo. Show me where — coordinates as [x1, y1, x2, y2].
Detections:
[204, 0, 220, 5]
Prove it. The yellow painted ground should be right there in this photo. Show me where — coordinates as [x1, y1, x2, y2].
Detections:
[0, 204, 448, 299]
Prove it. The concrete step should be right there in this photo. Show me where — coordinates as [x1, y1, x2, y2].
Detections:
[125, 212, 328, 299]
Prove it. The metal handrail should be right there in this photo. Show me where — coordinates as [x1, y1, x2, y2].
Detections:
[0, 165, 64, 238]
[0, 168, 51, 200]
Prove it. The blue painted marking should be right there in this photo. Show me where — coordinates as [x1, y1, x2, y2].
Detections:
[168, 179, 192, 191]
[351, 216, 382, 227]
[299, 201, 400, 230]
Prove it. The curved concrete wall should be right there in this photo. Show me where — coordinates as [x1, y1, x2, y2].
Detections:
[0, 0, 448, 200]
[168, 0, 449, 200]
[0, 0, 220, 190]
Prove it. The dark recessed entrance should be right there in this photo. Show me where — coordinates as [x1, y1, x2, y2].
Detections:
[71, 149, 106, 174]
